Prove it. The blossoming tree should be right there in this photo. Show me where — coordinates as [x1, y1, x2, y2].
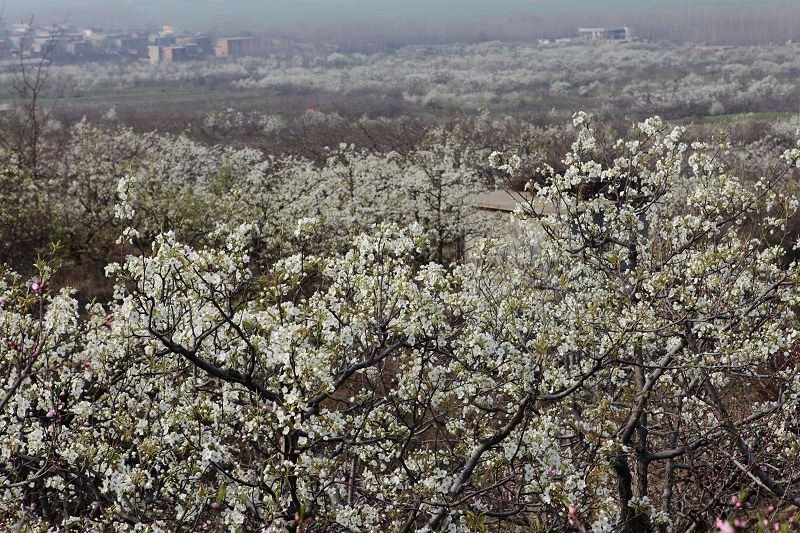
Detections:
[1, 114, 799, 532]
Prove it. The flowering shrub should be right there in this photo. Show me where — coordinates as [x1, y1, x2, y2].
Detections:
[1, 115, 800, 531]
[57, 120, 495, 265]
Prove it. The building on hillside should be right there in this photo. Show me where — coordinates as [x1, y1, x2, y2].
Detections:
[193, 35, 213, 52]
[32, 37, 71, 58]
[149, 43, 205, 64]
[151, 35, 177, 47]
[162, 46, 188, 63]
[578, 26, 634, 41]
[66, 40, 93, 57]
[112, 37, 148, 54]
[148, 45, 162, 64]
[7, 33, 34, 53]
[12, 23, 31, 35]
[215, 37, 256, 59]
[177, 35, 212, 53]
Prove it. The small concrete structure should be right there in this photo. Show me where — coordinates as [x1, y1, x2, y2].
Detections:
[473, 189, 533, 213]
[472, 190, 538, 260]
[469, 190, 559, 260]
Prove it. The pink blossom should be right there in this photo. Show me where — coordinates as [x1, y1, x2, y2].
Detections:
[730, 494, 742, 509]
[567, 505, 578, 526]
[733, 518, 747, 528]
[715, 518, 734, 533]
[46, 409, 57, 418]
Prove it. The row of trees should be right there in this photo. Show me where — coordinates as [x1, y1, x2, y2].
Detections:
[1, 112, 800, 530]
[7, 41, 800, 124]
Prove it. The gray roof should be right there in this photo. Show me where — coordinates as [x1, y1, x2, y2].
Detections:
[473, 190, 532, 212]
[474, 190, 564, 217]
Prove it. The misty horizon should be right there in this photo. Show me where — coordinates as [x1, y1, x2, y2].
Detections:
[2, 0, 796, 34]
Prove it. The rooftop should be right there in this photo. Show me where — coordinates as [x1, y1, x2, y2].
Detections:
[473, 189, 561, 216]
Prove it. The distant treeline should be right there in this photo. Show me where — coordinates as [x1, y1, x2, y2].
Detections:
[264, 4, 800, 50]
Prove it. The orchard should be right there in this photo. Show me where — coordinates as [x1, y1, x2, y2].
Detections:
[1, 113, 800, 531]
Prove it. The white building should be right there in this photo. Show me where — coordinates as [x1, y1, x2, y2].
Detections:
[577, 26, 634, 41]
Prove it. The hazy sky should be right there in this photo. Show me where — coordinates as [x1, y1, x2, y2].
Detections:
[1, 0, 789, 31]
